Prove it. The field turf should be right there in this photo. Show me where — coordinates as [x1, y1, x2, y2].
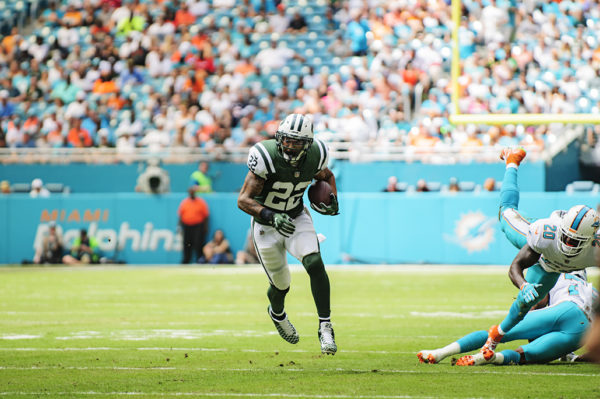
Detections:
[0, 265, 598, 398]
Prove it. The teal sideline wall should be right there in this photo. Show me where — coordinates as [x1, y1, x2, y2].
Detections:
[1, 191, 598, 266]
[0, 160, 546, 192]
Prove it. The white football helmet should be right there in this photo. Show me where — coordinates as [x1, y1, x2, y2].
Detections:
[275, 113, 314, 166]
[558, 205, 600, 257]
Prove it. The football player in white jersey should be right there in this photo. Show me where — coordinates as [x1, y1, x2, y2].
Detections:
[417, 272, 597, 365]
[455, 148, 600, 365]
[237, 114, 339, 354]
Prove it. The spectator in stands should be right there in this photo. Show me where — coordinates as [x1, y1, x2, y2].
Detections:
[30, 178, 50, 198]
[202, 229, 233, 264]
[448, 177, 460, 193]
[345, 9, 369, 56]
[483, 178, 497, 192]
[34, 222, 64, 264]
[255, 40, 305, 71]
[174, 2, 196, 27]
[63, 229, 100, 265]
[269, 5, 290, 33]
[288, 11, 308, 33]
[416, 179, 430, 192]
[67, 118, 93, 148]
[0, 180, 10, 194]
[190, 161, 213, 194]
[0, 90, 15, 118]
[383, 176, 400, 192]
[235, 229, 258, 265]
[178, 187, 210, 264]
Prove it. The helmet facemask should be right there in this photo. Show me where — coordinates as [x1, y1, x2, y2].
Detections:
[557, 227, 592, 257]
[276, 131, 312, 166]
[275, 114, 314, 167]
[557, 205, 599, 257]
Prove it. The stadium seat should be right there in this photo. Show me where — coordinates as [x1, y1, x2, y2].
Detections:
[45, 183, 65, 193]
[11, 183, 31, 193]
[565, 180, 600, 193]
[458, 181, 476, 192]
[426, 182, 442, 192]
[395, 182, 409, 192]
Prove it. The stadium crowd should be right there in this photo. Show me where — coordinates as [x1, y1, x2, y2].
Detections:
[0, 0, 599, 159]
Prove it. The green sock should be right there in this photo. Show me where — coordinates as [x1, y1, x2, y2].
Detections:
[267, 285, 288, 316]
[302, 253, 331, 319]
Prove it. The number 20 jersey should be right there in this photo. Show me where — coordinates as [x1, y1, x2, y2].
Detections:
[247, 139, 329, 224]
[527, 213, 600, 273]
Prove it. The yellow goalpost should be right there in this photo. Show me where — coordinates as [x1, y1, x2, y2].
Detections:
[448, 0, 600, 126]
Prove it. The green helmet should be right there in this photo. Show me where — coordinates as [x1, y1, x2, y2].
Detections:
[275, 113, 314, 166]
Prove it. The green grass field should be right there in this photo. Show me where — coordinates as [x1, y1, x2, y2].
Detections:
[0, 265, 598, 399]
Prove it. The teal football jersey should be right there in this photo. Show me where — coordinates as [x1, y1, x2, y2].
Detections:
[247, 139, 329, 223]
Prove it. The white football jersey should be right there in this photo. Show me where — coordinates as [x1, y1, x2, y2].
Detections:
[548, 273, 597, 321]
[527, 213, 599, 273]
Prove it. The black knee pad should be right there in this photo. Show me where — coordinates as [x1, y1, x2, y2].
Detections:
[302, 252, 325, 275]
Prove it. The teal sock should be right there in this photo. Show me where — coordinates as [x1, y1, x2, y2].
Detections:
[456, 330, 488, 352]
[500, 166, 519, 212]
[500, 299, 528, 333]
[499, 350, 521, 365]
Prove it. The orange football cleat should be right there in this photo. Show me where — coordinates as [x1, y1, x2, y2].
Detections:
[417, 351, 438, 364]
[500, 147, 527, 166]
[481, 324, 504, 355]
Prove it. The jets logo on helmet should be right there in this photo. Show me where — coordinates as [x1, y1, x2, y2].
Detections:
[558, 205, 600, 257]
[276, 113, 314, 166]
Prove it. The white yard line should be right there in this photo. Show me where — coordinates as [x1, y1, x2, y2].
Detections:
[0, 347, 415, 354]
[0, 393, 434, 399]
[0, 366, 597, 378]
[1, 265, 597, 277]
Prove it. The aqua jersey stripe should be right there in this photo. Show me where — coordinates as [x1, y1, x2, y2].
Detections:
[571, 207, 591, 230]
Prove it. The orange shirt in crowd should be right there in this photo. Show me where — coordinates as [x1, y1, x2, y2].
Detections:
[93, 79, 119, 94]
[178, 197, 209, 225]
[174, 10, 195, 26]
[234, 61, 256, 76]
[67, 128, 93, 147]
[1, 35, 17, 54]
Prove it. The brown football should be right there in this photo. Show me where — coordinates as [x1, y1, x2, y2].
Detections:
[308, 180, 333, 206]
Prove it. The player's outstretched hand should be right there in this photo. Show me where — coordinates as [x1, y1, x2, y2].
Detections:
[273, 213, 295, 237]
[518, 283, 542, 305]
[310, 193, 340, 216]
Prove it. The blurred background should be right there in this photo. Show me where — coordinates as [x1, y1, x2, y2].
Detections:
[0, 0, 599, 266]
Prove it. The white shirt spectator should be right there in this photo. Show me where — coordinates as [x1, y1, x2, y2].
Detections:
[303, 72, 321, 90]
[65, 98, 86, 120]
[57, 27, 79, 48]
[30, 179, 50, 198]
[138, 128, 171, 152]
[116, 134, 136, 154]
[42, 116, 59, 135]
[255, 46, 296, 70]
[5, 121, 23, 148]
[111, 5, 131, 26]
[213, 0, 235, 8]
[269, 13, 290, 33]
[146, 51, 172, 77]
[188, 0, 209, 16]
[481, 2, 508, 43]
[28, 42, 49, 63]
[147, 21, 175, 37]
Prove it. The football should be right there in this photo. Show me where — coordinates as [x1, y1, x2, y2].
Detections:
[308, 180, 333, 206]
